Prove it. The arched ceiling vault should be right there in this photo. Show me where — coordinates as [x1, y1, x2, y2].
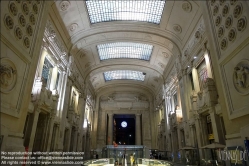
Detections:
[51, 0, 202, 95]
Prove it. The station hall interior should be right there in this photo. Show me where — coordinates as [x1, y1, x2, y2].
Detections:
[1, 0, 249, 165]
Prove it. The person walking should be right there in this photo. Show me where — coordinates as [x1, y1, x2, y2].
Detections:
[130, 154, 134, 166]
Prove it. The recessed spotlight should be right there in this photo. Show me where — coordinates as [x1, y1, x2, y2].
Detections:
[187, 66, 190, 68]
[194, 56, 197, 59]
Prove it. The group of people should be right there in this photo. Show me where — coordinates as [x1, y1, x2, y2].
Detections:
[115, 153, 136, 166]
[150, 153, 162, 159]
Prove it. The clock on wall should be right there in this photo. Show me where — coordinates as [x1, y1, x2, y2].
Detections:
[121, 121, 127, 128]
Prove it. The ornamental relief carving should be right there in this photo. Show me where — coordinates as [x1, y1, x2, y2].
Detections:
[195, 30, 201, 39]
[218, 26, 225, 38]
[29, 14, 36, 25]
[215, 15, 222, 26]
[233, 60, 249, 95]
[4, 15, 14, 30]
[162, 52, 169, 58]
[33, 3, 38, 14]
[209, 0, 248, 53]
[228, 28, 236, 41]
[45, 21, 68, 58]
[158, 62, 165, 69]
[211, 0, 216, 6]
[26, 24, 33, 36]
[23, 36, 30, 48]
[68, 23, 78, 32]
[9, 2, 18, 16]
[220, 38, 227, 50]
[18, 14, 26, 27]
[222, 4, 229, 17]
[230, 0, 237, 5]
[219, 0, 225, 5]
[182, 1, 192, 13]
[3, 1, 40, 51]
[225, 16, 233, 28]
[237, 17, 247, 32]
[22, 2, 29, 15]
[59, 1, 70, 11]
[173, 24, 182, 34]
[15, 26, 23, 40]
[0, 58, 17, 93]
[233, 3, 243, 18]
[196, 78, 218, 109]
[213, 5, 219, 16]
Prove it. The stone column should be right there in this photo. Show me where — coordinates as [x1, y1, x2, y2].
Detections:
[194, 115, 204, 159]
[58, 70, 67, 118]
[49, 66, 58, 90]
[192, 67, 200, 92]
[189, 125, 195, 147]
[108, 112, 113, 145]
[77, 94, 86, 152]
[65, 127, 72, 151]
[51, 124, 59, 151]
[171, 129, 176, 162]
[85, 125, 91, 159]
[58, 76, 71, 151]
[37, 49, 47, 78]
[46, 112, 56, 151]
[164, 95, 171, 133]
[202, 43, 213, 78]
[136, 113, 141, 145]
[98, 110, 106, 147]
[73, 128, 79, 151]
[28, 108, 41, 152]
[83, 129, 87, 155]
[209, 109, 224, 143]
[57, 70, 65, 116]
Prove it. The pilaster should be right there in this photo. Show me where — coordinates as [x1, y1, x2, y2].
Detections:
[136, 113, 142, 145]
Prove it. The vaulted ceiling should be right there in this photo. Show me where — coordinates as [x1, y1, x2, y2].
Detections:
[49, 0, 202, 95]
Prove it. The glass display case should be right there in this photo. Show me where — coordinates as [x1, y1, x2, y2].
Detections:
[102, 145, 148, 164]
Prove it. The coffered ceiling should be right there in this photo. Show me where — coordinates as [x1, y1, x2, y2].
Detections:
[49, 0, 202, 95]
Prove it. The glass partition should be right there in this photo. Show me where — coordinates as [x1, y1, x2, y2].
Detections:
[83, 158, 173, 166]
[102, 145, 146, 164]
[137, 158, 173, 166]
[83, 158, 114, 166]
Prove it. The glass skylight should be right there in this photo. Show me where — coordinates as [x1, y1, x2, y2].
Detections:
[86, 0, 165, 24]
[97, 42, 153, 61]
[104, 70, 146, 81]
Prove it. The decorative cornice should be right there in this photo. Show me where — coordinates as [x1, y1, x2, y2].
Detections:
[44, 20, 69, 69]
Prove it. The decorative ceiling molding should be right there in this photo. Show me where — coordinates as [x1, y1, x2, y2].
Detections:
[44, 20, 69, 69]
[182, 17, 206, 59]
[182, 1, 192, 13]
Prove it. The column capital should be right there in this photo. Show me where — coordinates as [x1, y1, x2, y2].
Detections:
[136, 110, 142, 115]
[36, 108, 42, 114]
[208, 107, 215, 114]
[108, 112, 113, 115]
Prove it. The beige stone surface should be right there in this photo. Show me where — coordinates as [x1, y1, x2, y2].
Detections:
[1, 1, 249, 165]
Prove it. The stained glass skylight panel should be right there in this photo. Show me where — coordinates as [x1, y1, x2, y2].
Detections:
[97, 42, 153, 61]
[86, 0, 165, 24]
[104, 70, 146, 81]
